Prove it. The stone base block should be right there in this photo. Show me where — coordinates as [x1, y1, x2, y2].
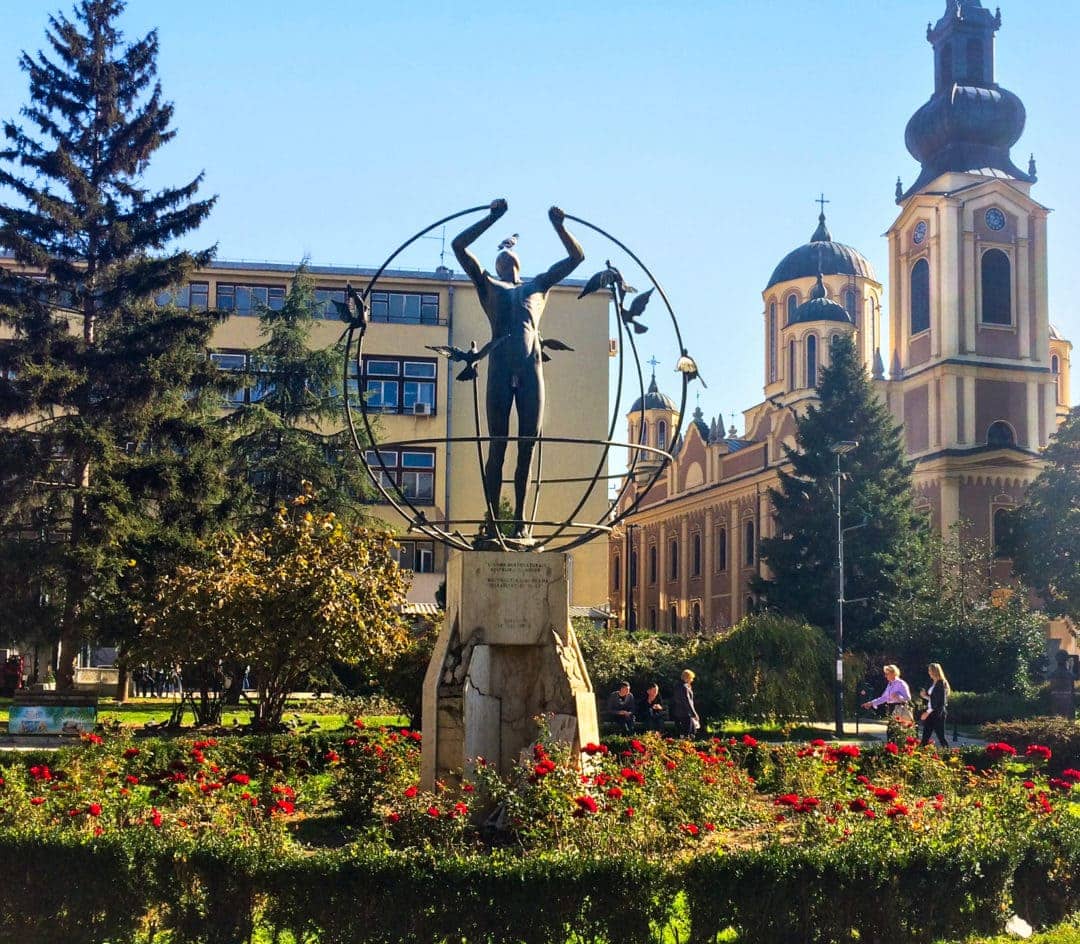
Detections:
[421, 551, 597, 788]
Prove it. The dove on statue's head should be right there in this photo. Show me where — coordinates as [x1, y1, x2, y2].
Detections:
[498, 233, 519, 251]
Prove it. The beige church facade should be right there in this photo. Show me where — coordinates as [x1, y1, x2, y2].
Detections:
[609, 0, 1073, 637]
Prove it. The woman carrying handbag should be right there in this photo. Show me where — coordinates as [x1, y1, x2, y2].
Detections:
[861, 664, 913, 742]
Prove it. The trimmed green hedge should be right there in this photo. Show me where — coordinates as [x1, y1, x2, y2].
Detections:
[2, 825, 1079, 944]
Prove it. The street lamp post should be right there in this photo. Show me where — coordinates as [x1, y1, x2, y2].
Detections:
[624, 523, 637, 632]
[831, 440, 858, 737]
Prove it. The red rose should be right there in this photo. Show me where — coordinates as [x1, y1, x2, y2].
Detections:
[324, 750, 341, 764]
[87, 803, 102, 817]
[680, 823, 700, 836]
[29, 797, 44, 806]
[986, 742, 1017, 758]
[426, 805, 440, 817]
[573, 795, 598, 814]
[741, 735, 758, 748]
[704, 822, 716, 831]
[885, 803, 909, 818]
[864, 809, 876, 819]
[624, 807, 635, 818]
[123, 748, 140, 759]
[884, 743, 899, 755]
[125, 775, 139, 785]
[230, 774, 251, 785]
[607, 786, 624, 799]
[151, 809, 163, 828]
[1026, 745, 1052, 761]
[630, 739, 647, 754]
[404, 785, 419, 798]
[387, 811, 401, 823]
[274, 800, 296, 815]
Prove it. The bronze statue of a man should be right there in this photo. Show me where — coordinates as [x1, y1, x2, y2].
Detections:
[452, 199, 585, 539]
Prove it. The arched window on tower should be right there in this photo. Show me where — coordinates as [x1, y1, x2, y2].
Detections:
[668, 537, 678, 581]
[744, 519, 755, 567]
[648, 545, 657, 584]
[669, 605, 679, 634]
[981, 249, 1012, 325]
[966, 38, 984, 83]
[806, 335, 818, 388]
[691, 601, 702, 634]
[657, 420, 667, 451]
[768, 302, 778, 383]
[844, 289, 857, 322]
[788, 339, 797, 391]
[1052, 355, 1062, 404]
[911, 259, 930, 335]
[940, 43, 954, 87]
[691, 532, 701, 577]
[630, 549, 638, 588]
[987, 421, 1016, 448]
[613, 554, 621, 591]
[787, 294, 799, 323]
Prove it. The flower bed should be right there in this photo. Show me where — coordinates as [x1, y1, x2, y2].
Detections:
[2, 727, 1079, 943]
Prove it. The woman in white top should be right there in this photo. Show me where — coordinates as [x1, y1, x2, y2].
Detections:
[862, 664, 913, 738]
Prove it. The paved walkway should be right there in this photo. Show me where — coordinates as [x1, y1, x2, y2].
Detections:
[804, 718, 986, 747]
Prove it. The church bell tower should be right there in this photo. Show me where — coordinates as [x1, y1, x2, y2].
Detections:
[884, 0, 1059, 538]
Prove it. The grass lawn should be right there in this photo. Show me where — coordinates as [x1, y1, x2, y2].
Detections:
[0, 696, 407, 732]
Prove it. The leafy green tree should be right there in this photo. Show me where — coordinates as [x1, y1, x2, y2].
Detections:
[0, 0, 227, 688]
[137, 486, 411, 728]
[1003, 406, 1080, 622]
[228, 264, 371, 525]
[873, 524, 1046, 694]
[752, 335, 922, 649]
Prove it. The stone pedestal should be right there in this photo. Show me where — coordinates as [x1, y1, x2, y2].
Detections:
[421, 551, 598, 788]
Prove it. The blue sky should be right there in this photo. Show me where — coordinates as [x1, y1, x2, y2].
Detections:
[1, 1, 1076, 430]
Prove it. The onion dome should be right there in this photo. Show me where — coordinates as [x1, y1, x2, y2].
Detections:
[788, 273, 854, 327]
[766, 212, 876, 289]
[630, 370, 677, 413]
[901, 1, 1033, 200]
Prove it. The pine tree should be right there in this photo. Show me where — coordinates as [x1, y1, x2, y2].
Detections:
[1004, 406, 1080, 621]
[752, 335, 922, 648]
[228, 263, 371, 525]
[0, 1, 227, 688]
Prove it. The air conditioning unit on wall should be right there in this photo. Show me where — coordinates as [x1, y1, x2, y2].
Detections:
[413, 402, 432, 416]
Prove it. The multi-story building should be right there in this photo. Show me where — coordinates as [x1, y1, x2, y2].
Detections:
[610, 0, 1073, 637]
[181, 259, 611, 606]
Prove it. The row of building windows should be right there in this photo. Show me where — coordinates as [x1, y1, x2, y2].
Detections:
[910, 249, 1012, 337]
[613, 520, 756, 591]
[363, 448, 436, 504]
[156, 283, 442, 325]
[356, 356, 437, 415]
[397, 540, 435, 573]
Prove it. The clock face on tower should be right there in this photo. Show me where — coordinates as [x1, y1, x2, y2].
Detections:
[985, 207, 1007, 231]
[913, 220, 927, 245]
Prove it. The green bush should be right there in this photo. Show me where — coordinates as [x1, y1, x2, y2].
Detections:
[950, 687, 1048, 725]
[0, 828, 1057, 944]
[981, 716, 1080, 772]
[692, 614, 838, 722]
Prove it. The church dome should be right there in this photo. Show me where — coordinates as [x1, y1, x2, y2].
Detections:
[788, 274, 855, 326]
[629, 371, 677, 413]
[766, 212, 876, 290]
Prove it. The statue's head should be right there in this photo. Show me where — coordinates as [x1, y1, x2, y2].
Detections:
[495, 249, 520, 283]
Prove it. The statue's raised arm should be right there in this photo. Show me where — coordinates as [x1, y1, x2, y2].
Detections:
[452, 198, 507, 287]
[533, 206, 585, 293]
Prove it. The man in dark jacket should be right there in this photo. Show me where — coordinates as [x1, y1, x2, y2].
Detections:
[605, 681, 636, 734]
[670, 669, 700, 738]
[636, 682, 666, 732]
